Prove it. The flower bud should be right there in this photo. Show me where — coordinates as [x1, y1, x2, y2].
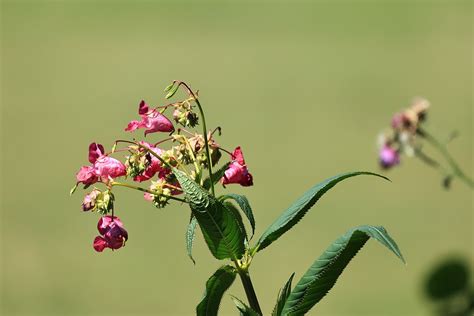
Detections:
[379, 144, 400, 169]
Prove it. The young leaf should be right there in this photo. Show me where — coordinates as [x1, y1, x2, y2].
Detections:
[272, 273, 295, 316]
[254, 172, 389, 252]
[230, 296, 260, 316]
[203, 162, 231, 190]
[174, 168, 246, 260]
[219, 194, 256, 238]
[281, 225, 405, 315]
[165, 84, 179, 99]
[197, 265, 237, 316]
[185, 214, 198, 264]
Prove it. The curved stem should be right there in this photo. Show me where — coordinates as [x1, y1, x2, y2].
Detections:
[236, 268, 263, 315]
[111, 181, 188, 203]
[419, 128, 474, 188]
[175, 81, 215, 196]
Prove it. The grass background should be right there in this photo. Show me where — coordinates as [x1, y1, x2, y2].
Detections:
[1, 1, 472, 315]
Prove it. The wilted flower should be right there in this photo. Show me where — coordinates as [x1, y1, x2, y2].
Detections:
[82, 189, 101, 212]
[379, 143, 400, 169]
[222, 147, 253, 187]
[125, 100, 174, 136]
[391, 97, 430, 133]
[126, 142, 166, 182]
[93, 215, 128, 252]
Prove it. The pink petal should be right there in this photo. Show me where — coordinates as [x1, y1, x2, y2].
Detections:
[94, 156, 126, 180]
[232, 147, 246, 165]
[143, 111, 175, 136]
[88, 143, 105, 164]
[138, 100, 150, 115]
[125, 120, 145, 132]
[76, 166, 98, 185]
[93, 236, 108, 252]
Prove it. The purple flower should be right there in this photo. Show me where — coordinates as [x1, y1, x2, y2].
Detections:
[93, 216, 128, 252]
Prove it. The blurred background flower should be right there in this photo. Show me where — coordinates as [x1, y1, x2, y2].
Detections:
[1, 1, 471, 315]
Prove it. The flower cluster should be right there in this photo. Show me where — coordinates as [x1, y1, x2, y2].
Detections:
[378, 97, 430, 169]
[72, 81, 253, 252]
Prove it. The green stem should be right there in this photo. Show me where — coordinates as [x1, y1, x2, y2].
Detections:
[237, 268, 263, 315]
[176, 81, 215, 196]
[111, 181, 188, 203]
[419, 128, 474, 188]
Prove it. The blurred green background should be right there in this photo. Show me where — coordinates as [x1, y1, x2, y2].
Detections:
[1, 1, 472, 315]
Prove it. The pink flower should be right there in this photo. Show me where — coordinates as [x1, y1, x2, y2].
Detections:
[222, 147, 253, 187]
[76, 143, 126, 186]
[133, 142, 165, 182]
[125, 100, 174, 136]
[93, 216, 128, 252]
[94, 156, 126, 180]
[379, 144, 400, 169]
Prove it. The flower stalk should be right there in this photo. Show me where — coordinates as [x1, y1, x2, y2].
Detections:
[236, 267, 263, 315]
[419, 128, 474, 188]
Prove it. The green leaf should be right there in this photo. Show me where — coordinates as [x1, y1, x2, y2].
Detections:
[281, 225, 405, 315]
[174, 168, 246, 260]
[272, 273, 295, 316]
[223, 201, 249, 243]
[255, 172, 389, 252]
[186, 214, 198, 264]
[219, 194, 256, 238]
[197, 265, 237, 316]
[230, 296, 260, 316]
[203, 162, 231, 190]
[69, 183, 78, 196]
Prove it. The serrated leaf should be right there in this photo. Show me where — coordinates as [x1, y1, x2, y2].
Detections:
[255, 172, 389, 252]
[203, 162, 231, 190]
[197, 265, 237, 316]
[281, 225, 405, 315]
[186, 214, 198, 264]
[272, 273, 295, 316]
[223, 201, 249, 242]
[230, 296, 260, 316]
[219, 194, 256, 238]
[165, 84, 179, 99]
[174, 168, 245, 260]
